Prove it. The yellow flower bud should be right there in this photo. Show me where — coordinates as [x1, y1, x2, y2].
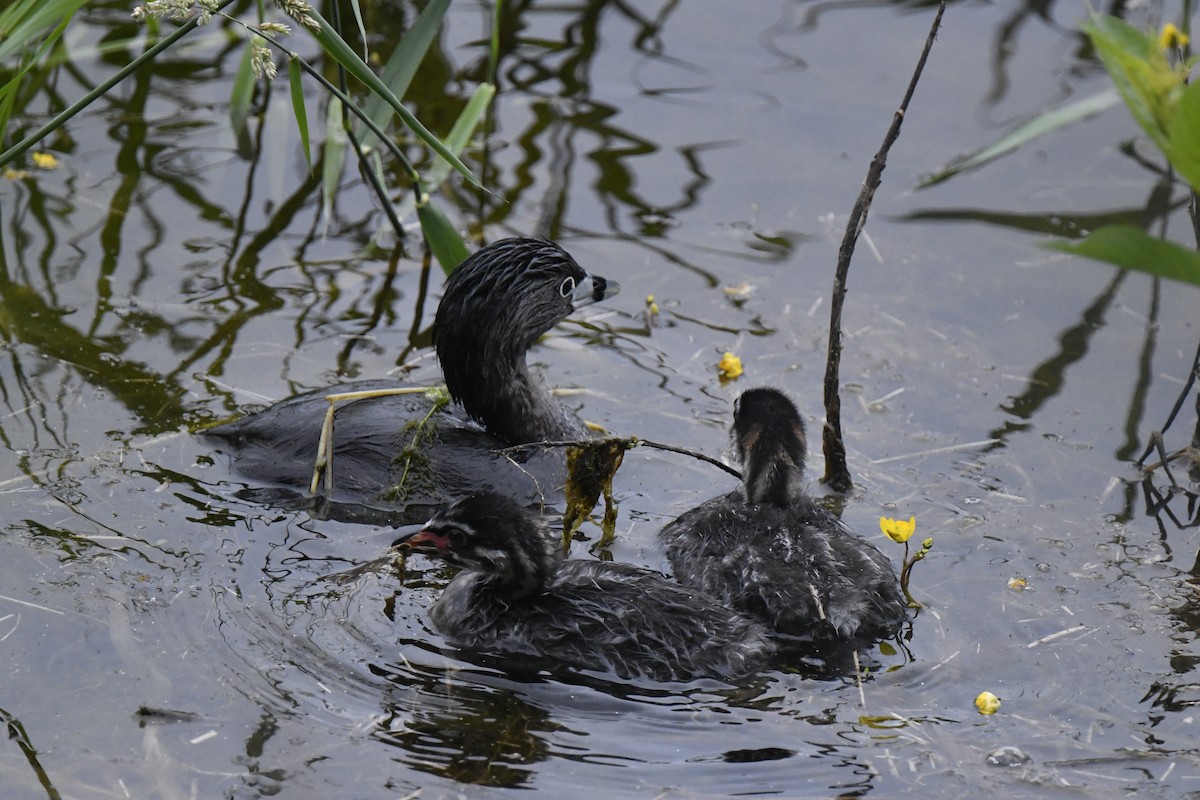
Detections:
[717, 352, 743, 380]
[1160, 22, 1189, 50]
[975, 691, 1000, 715]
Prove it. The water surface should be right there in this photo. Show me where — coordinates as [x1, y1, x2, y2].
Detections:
[2, 1, 1199, 797]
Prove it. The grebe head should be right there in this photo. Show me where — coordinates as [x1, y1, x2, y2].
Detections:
[398, 491, 560, 599]
[732, 387, 807, 507]
[433, 237, 619, 441]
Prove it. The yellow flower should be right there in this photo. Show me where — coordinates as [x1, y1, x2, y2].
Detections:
[31, 152, 59, 169]
[645, 295, 659, 315]
[880, 515, 916, 543]
[975, 691, 1001, 715]
[1160, 22, 1189, 50]
[717, 352, 743, 380]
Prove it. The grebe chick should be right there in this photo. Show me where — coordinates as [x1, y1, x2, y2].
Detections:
[398, 491, 775, 682]
[203, 238, 619, 523]
[658, 388, 907, 642]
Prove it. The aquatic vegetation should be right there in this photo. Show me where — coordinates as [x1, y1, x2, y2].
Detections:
[1046, 14, 1200, 287]
[0, 0, 494, 273]
[882, 516, 932, 608]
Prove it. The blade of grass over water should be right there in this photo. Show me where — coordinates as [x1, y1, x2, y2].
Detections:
[355, 0, 452, 151]
[305, 4, 477, 187]
[418, 197, 471, 274]
[288, 57, 312, 171]
[0, 2, 229, 168]
[229, 42, 256, 140]
[0, 0, 90, 62]
[920, 89, 1119, 187]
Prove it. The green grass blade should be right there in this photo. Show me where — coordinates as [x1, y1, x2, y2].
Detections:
[425, 83, 495, 188]
[417, 198, 470, 274]
[0, 0, 89, 62]
[288, 56, 312, 171]
[321, 98, 347, 232]
[304, 4, 477, 186]
[229, 42, 255, 140]
[356, 0, 452, 150]
[392, 83, 494, 222]
[348, 0, 368, 61]
[1047, 225, 1200, 287]
[0, 2, 224, 168]
[920, 89, 1119, 187]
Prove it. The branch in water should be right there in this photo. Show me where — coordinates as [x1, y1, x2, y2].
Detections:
[822, 0, 946, 492]
[497, 436, 743, 480]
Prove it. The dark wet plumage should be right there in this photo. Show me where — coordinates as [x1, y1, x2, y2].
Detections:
[659, 388, 907, 643]
[399, 492, 775, 682]
[202, 238, 618, 522]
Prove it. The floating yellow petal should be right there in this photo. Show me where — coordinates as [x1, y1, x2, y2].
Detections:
[1160, 22, 1189, 50]
[717, 352, 743, 380]
[31, 152, 58, 169]
[975, 691, 1001, 715]
[1007, 576, 1028, 591]
[880, 515, 916, 543]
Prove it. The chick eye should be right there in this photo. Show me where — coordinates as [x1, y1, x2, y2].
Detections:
[559, 276, 576, 298]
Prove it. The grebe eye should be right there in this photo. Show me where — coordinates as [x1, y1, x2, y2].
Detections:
[559, 276, 576, 298]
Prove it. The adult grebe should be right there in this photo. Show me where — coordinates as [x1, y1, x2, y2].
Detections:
[204, 238, 619, 522]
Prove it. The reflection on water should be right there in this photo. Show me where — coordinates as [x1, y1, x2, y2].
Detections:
[3, 0, 1200, 797]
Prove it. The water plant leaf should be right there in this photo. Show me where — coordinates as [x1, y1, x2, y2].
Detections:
[425, 83, 496, 189]
[1047, 225, 1200, 287]
[562, 438, 627, 549]
[321, 98, 347, 234]
[229, 41, 256, 141]
[1084, 13, 1177, 152]
[0, 0, 89, 63]
[0, 0, 89, 144]
[348, 0, 369, 62]
[287, 57, 312, 171]
[304, 4, 477, 186]
[416, 198, 470, 274]
[393, 83, 495, 227]
[356, 0, 452, 151]
[1167, 79, 1200, 191]
[919, 89, 1119, 187]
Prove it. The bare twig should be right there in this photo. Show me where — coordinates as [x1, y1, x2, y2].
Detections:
[497, 436, 743, 480]
[821, 1, 946, 491]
